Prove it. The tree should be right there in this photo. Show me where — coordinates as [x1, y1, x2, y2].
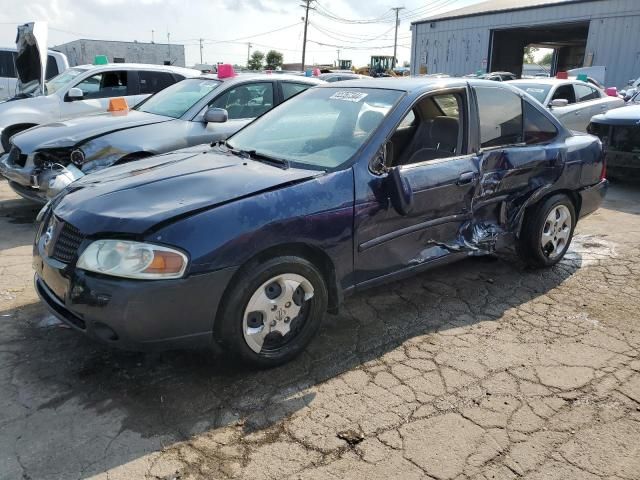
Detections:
[248, 51, 265, 71]
[265, 50, 284, 70]
[523, 46, 539, 64]
[540, 51, 553, 65]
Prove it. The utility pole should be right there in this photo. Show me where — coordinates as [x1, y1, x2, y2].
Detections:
[151, 29, 155, 43]
[247, 42, 252, 68]
[300, 0, 314, 72]
[199, 38, 204, 64]
[336, 49, 340, 67]
[391, 7, 405, 69]
[167, 32, 171, 65]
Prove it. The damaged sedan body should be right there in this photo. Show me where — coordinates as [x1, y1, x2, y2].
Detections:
[33, 79, 607, 367]
[1, 73, 322, 203]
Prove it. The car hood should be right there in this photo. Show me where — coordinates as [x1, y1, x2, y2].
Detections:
[15, 22, 48, 95]
[53, 147, 321, 235]
[590, 104, 640, 126]
[12, 110, 174, 153]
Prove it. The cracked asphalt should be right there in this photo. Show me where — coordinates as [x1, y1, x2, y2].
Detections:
[1, 179, 640, 480]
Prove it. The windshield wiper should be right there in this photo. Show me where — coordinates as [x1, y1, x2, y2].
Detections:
[214, 141, 289, 169]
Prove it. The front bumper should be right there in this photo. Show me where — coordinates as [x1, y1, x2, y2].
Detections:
[33, 240, 238, 351]
[578, 179, 608, 219]
[0, 154, 85, 204]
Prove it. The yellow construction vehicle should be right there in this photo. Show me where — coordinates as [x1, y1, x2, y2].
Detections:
[356, 55, 398, 77]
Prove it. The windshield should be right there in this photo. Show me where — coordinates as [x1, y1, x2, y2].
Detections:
[510, 83, 552, 104]
[43, 68, 87, 96]
[227, 87, 403, 169]
[136, 78, 221, 118]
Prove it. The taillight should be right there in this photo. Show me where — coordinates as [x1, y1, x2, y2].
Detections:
[600, 156, 607, 181]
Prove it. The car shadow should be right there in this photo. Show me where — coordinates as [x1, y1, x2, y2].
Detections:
[602, 181, 640, 215]
[1, 248, 587, 477]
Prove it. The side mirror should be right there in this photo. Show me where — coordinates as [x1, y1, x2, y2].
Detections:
[371, 141, 394, 174]
[387, 166, 413, 216]
[204, 107, 228, 124]
[549, 98, 569, 108]
[66, 87, 84, 101]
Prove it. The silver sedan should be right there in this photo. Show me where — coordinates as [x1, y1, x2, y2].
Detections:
[0, 73, 323, 203]
[508, 78, 624, 132]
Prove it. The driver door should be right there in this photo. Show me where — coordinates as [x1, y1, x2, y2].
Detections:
[354, 89, 478, 285]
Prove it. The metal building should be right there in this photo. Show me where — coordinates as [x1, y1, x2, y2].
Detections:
[53, 39, 186, 68]
[410, 0, 640, 88]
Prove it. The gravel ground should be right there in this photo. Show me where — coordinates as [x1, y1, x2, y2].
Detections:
[0, 179, 639, 480]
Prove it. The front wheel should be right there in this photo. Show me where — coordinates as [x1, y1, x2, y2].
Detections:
[215, 256, 328, 367]
[517, 194, 576, 268]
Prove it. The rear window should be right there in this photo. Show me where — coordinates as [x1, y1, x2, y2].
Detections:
[510, 83, 551, 104]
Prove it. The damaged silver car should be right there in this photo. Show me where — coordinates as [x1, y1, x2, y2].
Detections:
[0, 73, 322, 203]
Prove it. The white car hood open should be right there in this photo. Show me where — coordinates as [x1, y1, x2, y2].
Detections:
[15, 22, 48, 95]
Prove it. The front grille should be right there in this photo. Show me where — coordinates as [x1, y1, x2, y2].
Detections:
[6, 145, 27, 167]
[52, 220, 85, 263]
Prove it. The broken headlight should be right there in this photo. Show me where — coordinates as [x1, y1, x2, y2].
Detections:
[33, 148, 74, 167]
[77, 240, 188, 280]
[70, 149, 85, 166]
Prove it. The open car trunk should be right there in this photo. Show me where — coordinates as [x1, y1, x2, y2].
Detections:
[15, 22, 48, 95]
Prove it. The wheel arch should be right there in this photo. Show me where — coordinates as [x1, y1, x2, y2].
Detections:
[215, 242, 342, 330]
[516, 187, 581, 238]
[1, 123, 39, 150]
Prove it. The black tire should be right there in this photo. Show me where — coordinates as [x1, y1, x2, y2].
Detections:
[215, 256, 328, 368]
[517, 194, 576, 268]
[1, 125, 34, 152]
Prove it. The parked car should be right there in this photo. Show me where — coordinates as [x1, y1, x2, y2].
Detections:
[0, 22, 70, 101]
[0, 74, 323, 203]
[0, 48, 69, 101]
[0, 62, 201, 152]
[318, 72, 369, 83]
[33, 78, 607, 366]
[508, 78, 624, 131]
[620, 78, 640, 101]
[588, 102, 640, 181]
[479, 71, 517, 81]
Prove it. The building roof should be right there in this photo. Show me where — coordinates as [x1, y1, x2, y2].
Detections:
[55, 38, 183, 47]
[412, 0, 597, 24]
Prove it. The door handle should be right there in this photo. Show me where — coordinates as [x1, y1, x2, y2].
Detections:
[457, 171, 475, 185]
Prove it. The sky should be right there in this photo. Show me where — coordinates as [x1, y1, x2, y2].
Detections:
[0, 0, 485, 68]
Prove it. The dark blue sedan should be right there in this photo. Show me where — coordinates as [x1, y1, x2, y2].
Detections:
[33, 78, 608, 367]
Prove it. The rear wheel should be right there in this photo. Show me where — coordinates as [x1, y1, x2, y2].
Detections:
[517, 194, 576, 268]
[216, 256, 328, 367]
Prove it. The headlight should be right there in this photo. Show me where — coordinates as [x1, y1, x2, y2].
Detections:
[76, 240, 188, 279]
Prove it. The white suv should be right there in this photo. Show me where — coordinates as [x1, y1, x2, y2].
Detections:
[0, 63, 201, 151]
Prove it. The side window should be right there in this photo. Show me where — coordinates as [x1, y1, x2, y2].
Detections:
[475, 86, 523, 148]
[75, 71, 129, 99]
[524, 101, 558, 145]
[389, 93, 463, 166]
[138, 71, 176, 95]
[551, 85, 576, 104]
[282, 82, 312, 101]
[210, 82, 274, 120]
[575, 84, 600, 102]
[46, 55, 59, 79]
[0, 51, 16, 78]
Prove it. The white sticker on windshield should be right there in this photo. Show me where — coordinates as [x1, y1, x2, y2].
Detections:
[526, 88, 545, 93]
[330, 91, 368, 102]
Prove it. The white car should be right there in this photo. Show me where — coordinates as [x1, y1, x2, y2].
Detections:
[508, 78, 624, 132]
[0, 63, 201, 151]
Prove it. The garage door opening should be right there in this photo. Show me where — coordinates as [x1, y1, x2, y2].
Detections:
[489, 21, 590, 78]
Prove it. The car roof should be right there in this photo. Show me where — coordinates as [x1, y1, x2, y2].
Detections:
[507, 78, 580, 86]
[74, 63, 202, 77]
[201, 73, 324, 85]
[316, 76, 507, 93]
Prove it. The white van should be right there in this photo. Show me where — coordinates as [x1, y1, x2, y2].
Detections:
[0, 48, 69, 101]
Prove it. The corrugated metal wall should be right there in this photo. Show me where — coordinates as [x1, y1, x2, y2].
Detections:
[411, 0, 640, 87]
[55, 40, 186, 68]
